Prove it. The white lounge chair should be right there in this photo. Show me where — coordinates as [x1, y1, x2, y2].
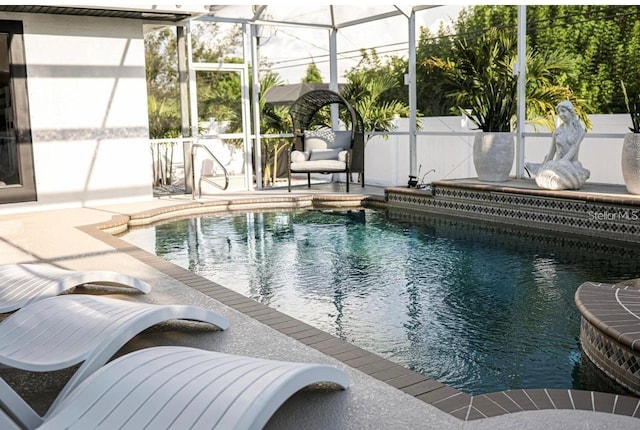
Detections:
[32, 346, 349, 430]
[0, 263, 152, 313]
[0, 295, 229, 429]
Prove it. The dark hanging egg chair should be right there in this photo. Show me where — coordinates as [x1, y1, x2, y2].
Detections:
[287, 89, 365, 192]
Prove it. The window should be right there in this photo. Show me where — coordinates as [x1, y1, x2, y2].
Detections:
[0, 20, 35, 203]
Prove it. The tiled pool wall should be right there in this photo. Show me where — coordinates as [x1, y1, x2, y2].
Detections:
[385, 181, 640, 244]
[385, 181, 640, 401]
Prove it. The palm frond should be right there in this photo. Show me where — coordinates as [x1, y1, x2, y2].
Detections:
[424, 28, 589, 132]
[621, 80, 640, 133]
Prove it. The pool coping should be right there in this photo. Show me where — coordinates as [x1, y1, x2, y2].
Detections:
[78, 193, 640, 421]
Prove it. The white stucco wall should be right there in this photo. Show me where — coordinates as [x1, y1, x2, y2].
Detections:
[0, 12, 152, 214]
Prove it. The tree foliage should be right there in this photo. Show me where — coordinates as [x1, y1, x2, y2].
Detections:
[453, 5, 640, 114]
[415, 25, 456, 116]
[426, 29, 517, 132]
[621, 80, 640, 133]
[147, 95, 181, 138]
[302, 62, 323, 83]
[144, 23, 243, 138]
[425, 27, 590, 131]
[256, 71, 292, 184]
[145, 29, 179, 102]
[341, 49, 410, 137]
[145, 28, 181, 138]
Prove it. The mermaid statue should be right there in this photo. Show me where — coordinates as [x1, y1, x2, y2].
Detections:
[525, 100, 590, 190]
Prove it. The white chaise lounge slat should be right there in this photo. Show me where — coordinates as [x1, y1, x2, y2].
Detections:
[0, 410, 20, 430]
[38, 346, 349, 430]
[0, 264, 152, 313]
[0, 295, 229, 429]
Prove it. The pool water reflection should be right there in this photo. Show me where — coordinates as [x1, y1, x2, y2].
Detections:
[121, 208, 640, 396]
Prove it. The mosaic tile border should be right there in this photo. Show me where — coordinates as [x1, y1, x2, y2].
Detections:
[77, 194, 640, 422]
[576, 281, 640, 396]
[385, 206, 640, 258]
[581, 317, 640, 395]
[386, 183, 640, 244]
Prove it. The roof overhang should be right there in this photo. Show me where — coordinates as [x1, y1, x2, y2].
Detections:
[0, 4, 207, 24]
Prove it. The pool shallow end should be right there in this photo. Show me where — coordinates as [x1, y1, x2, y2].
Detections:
[96, 193, 375, 235]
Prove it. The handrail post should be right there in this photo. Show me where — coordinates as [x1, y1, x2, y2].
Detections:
[191, 142, 230, 199]
[191, 138, 198, 200]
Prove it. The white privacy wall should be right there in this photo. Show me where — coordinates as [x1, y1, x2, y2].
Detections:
[365, 115, 628, 187]
[2, 12, 153, 213]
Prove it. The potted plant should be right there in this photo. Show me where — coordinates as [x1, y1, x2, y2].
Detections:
[621, 80, 640, 194]
[425, 28, 589, 182]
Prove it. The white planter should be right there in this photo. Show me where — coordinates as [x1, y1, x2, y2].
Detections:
[473, 132, 514, 182]
[622, 132, 640, 195]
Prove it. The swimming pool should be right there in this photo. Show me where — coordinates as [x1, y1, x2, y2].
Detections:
[121, 208, 640, 396]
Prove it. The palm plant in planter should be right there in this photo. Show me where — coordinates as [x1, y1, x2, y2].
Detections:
[425, 28, 589, 182]
[621, 80, 640, 194]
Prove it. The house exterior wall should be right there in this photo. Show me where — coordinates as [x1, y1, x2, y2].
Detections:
[0, 12, 152, 214]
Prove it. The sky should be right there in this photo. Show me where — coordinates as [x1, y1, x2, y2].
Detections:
[247, 5, 466, 84]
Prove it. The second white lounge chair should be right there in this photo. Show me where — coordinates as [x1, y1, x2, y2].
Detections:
[0, 263, 152, 313]
[0, 295, 229, 429]
[38, 346, 349, 429]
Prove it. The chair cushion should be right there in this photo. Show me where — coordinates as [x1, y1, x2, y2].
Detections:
[290, 159, 346, 172]
[290, 150, 310, 162]
[304, 128, 351, 151]
[332, 131, 351, 149]
[310, 148, 342, 161]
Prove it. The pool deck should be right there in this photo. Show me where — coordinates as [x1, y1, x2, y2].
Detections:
[1, 180, 640, 429]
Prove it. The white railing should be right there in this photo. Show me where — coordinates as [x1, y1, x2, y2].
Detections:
[150, 137, 191, 191]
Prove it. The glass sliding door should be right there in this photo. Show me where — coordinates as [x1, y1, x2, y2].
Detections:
[0, 20, 35, 203]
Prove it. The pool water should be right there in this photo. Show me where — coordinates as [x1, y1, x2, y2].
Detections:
[122, 208, 640, 396]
